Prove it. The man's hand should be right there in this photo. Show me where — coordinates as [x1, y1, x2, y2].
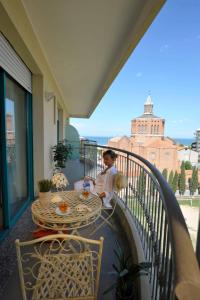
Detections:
[98, 192, 106, 199]
[84, 176, 95, 185]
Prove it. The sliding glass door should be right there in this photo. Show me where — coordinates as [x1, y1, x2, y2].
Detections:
[6, 77, 29, 219]
[0, 169, 3, 231]
[0, 70, 33, 234]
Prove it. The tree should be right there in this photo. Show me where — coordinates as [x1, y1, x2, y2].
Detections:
[137, 170, 146, 197]
[178, 168, 186, 196]
[194, 168, 198, 192]
[184, 161, 192, 170]
[172, 171, 178, 193]
[189, 167, 198, 195]
[180, 161, 185, 170]
[198, 182, 200, 195]
[168, 170, 174, 189]
[162, 168, 168, 181]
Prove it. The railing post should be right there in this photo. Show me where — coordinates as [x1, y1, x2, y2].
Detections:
[83, 143, 86, 177]
[196, 208, 200, 266]
[125, 153, 129, 207]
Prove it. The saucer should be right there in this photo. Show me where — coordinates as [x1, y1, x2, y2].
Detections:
[79, 193, 93, 201]
[75, 204, 92, 212]
[55, 207, 71, 216]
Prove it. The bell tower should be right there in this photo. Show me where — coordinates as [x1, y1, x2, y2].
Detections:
[131, 94, 165, 142]
[144, 95, 153, 114]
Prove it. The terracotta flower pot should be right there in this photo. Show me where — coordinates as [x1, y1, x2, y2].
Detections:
[39, 191, 51, 208]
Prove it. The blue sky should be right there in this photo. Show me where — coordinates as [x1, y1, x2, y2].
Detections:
[71, 0, 200, 138]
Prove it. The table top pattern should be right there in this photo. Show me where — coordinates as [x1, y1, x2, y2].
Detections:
[31, 191, 102, 231]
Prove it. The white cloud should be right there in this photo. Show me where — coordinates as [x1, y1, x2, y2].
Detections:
[160, 44, 169, 52]
[136, 72, 142, 78]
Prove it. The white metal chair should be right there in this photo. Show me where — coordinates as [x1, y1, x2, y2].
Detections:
[16, 234, 104, 300]
[89, 172, 128, 236]
[89, 194, 118, 236]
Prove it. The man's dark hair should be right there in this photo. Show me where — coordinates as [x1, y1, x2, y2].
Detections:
[103, 150, 118, 159]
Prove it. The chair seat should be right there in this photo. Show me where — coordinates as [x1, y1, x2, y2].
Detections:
[102, 205, 113, 210]
[32, 252, 95, 300]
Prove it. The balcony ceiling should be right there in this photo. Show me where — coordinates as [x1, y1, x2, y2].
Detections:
[21, 0, 165, 117]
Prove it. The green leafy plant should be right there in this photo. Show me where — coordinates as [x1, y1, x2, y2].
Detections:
[137, 170, 146, 197]
[162, 168, 168, 181]
[103, 241, 151, 299]
[168, 170, 174, 188]
[38, 179, 52, 192]
[172, 171, 178, 193]
[178, 167, 186, 195]
[184, 160, 192, 170]
[189, 167, 198, 196]
[52, 139, 72, 168]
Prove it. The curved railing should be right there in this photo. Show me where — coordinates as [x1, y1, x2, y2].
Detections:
[82, 143, 200, 300]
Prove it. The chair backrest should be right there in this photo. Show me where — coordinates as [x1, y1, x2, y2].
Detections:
[16, 234, 104, 300]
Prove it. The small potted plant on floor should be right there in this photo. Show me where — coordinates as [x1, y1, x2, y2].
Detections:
[38, 179, 52, 207]
[104, 241, 151, 299]
[52, 139, 72, 169]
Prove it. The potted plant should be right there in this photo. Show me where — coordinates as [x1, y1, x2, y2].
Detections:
[52, 140, 72, 168]
[104, 241, 151, 299]
[38, 179, 52, 207]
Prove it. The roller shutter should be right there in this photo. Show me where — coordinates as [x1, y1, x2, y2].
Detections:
[0, 33, 32, 93]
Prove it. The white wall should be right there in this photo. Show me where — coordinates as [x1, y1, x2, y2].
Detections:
[178, 149, 198, 166]
[0, 3, 69, 194]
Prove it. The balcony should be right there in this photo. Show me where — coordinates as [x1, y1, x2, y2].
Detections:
[0, 143, 200, 300]
[0, 2, 200, 298]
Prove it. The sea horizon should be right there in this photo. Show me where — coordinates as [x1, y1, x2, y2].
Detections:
[85, 136, 195, 146]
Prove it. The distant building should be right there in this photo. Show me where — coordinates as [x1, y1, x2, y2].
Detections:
[109, 136, 130, 151]
[6, 113, 15, 144]
[108, 95, 179, 172]
[195, 129, 200, 162]
[131, 95, 165, 144]
[178, 148, 198, 166]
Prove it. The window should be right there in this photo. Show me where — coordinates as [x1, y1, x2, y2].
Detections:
[165, 152, 170, 158]
[151, 125, 153, 134]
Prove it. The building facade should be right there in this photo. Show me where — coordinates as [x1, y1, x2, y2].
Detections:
[131, 95, 165, 143]
[109, 95, 179, 172]
[0, 12, 68, 236]
[178, 148, 198, 166]
[195, 129, 200, 162]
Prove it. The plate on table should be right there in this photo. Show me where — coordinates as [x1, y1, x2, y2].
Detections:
[55, 207, 71, 216]
[75, 204, 92, 212]
[79, 193, 94, 201]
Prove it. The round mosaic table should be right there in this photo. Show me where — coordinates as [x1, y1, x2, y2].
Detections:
[31, 191, 102, 234]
